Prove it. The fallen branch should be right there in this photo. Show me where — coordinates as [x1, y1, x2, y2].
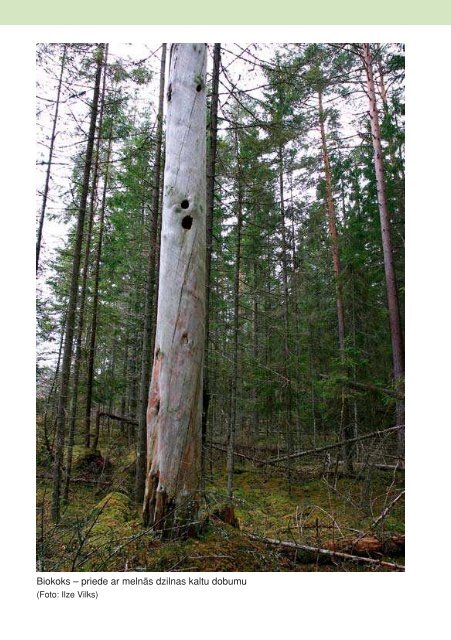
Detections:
[323, 533, 405, 556]
[345, 380, 404, 400]
[209, 444, 308, 476]
[372, 490, 405, 529]
[371, 463, 404, 472]
[210, 440, 282, 455]
[209, 444, 403, 479]
[320, 374, 405, 400]
[334, 461, 404, 472]
[209, 444, 269, 466]
[267, 425, 404, 463]
[96, 411, 138, 426]
[247, 533, 405, 571]
[92, 410, 138, 450]
[37, 474, 110, 486]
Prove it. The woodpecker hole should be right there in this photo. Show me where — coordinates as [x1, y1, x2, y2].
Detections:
[182, 216, 193, 230]
[181, 199, 189, 209]
[196, 84, 202, 92]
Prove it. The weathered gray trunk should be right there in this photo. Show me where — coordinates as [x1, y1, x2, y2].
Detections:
[362, 44, 405, 454]
[143, 44, 207, 537]
[135, 43, 167, 503]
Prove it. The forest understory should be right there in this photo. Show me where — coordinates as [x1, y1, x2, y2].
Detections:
[36, 428, 405, 572]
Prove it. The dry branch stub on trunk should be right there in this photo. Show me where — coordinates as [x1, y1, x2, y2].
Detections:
[143, 44, 207, 539]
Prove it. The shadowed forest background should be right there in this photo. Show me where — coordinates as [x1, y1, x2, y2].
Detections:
[36, 42, 405, 572]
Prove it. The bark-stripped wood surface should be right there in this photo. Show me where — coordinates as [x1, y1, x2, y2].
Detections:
[143, 44, 207, 536]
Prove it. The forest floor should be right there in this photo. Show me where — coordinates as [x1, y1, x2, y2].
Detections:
[36, 441, 405, 572]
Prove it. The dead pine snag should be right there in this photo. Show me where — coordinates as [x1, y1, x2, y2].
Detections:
[142, 44, 207, 538]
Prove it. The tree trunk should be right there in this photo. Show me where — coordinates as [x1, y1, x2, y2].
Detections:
[84, 116, 113, 449]
[36, 44, 66, 273]
[277, 144, 293, 490]
[63, 46, 109, 502]
[135, 43, 167, 504]
[227, 127, 243, 502]
[50, 44, 104, 522]
[318, 90, 346, 357]
[201, 42, 221, 486]
[120, 338, 129, 433]
[251, 260, 260, 438]
[41, 311, 67, 462]
[362, 44, 405, 454]
[318, 89, 353, 473]
[142, 44, 207, 537]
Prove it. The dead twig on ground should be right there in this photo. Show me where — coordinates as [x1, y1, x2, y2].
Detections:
[247, 533, 405, 571]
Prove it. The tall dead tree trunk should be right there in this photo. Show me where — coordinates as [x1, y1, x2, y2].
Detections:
[142, 44, 207, 537]
[362, 44, 405, 453]
[135, 43, 167, 504]
[201, 43, 221, 486]
[50, 44, 104, 522]
[36, 44, 66, 273]
[318, 89, 353, 472]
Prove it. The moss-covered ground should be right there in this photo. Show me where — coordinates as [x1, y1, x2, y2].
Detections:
[36, 446, 404, 572]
